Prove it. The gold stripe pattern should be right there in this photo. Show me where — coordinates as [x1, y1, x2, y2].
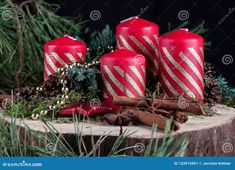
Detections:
[116, 39, 121, 49]
[51, 52, 66, 66]
[103, 65, 124, 92]
[126, 89, 135, 97]
[129, 35, 158, 70]
[129, 66, 145, 88]
[162, 47, 203, 99]
[125, 73, 143, 96]
[119, 35, 134, 51]
[77, 53, 84, 61]
[103, 76, 118, 97]
[153, 34, 159, 45]
[143, 35, 160, 57]
[128, 35, 152, 57]
[200, 47, 204, 57]
[179, 52, 203, 83]
[103, 92, 108, 99]
[44, 65, 52, 77]
[161, 73, 178, 96]
[65, 53, 77, 62]
[160, 52, 196, 98]
[141, 66, 145, 73]
[45, 53, 57, 73]
[188, 48, 203, 69]
[114, 66, 124, 77]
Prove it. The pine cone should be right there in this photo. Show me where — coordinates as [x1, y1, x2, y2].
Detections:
[15, 86, 36, 100]
[42, 73, 72, 97]
[204, 78, 222, 106]
[204, 62, 216, 79]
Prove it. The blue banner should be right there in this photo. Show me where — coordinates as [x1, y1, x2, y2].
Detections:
[0, 157, 234, 170]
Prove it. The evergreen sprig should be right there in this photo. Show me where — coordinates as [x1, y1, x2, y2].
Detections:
[81, 25, 116, 62]
[67, 66, 101, 94]
[0, 0, 83, 93]
[216, 76, 235, 107]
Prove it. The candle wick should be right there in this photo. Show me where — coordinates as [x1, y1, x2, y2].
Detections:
[180, 28, 189, 32]
[64, 35, 77, 40]
[120, 16, 138, 23]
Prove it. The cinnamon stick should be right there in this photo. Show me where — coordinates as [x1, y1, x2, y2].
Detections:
[127, 109, 180, 131]
[154, 99, 205, 115]
[153, 109, 173, 117]
[113, 96, 205, 115]
[113, 96, 146, 107]
[174, 112, 188, 124]
[152, 109, 188, 124]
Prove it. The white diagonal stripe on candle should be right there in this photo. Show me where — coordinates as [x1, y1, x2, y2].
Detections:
[44, 64, 52, 77]
[77, 53, 84, 61]
[200, 47, 204, 56]
[51, 52, 66, 66]
[161, 73, 178, 96]
[103, 76, 118, 97]
[126, 89, 135, 97]
[103, 65, 124, 92]
[125, 73, 143, 96]
[119, 35, 134, 51]
[117, 39, 121, 49]
[65, 53, 77, 63]
[103, 92, 108, 99]
[160, 54, 195, 98]
[45, 53, 57, 73]
[141, 66, 145, 73]
[179, 52, 203, 83]
[129, 66, 145, 88]
[153, 35, 159, 45]
[143, 35, 159, 56]
[128, 35, 152, 57]
[162, 47, 203, 98]
[128, 35, 158, 70]
[188, 48, 203, 69]
[114, 66, 124, 77]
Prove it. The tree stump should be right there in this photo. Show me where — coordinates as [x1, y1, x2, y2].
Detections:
[1, 104, 235, 156]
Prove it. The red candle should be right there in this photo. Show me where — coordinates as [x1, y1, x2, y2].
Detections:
[44, 35, 86, 80]
[100, 49, 146, 107]
[158, 29, 204, 103]
[116, 16, 160, 75]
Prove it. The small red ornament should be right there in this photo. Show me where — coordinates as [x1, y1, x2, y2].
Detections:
[59, 101, 112, 117]
[116, 16, 160, 75]
[44, 35, 87, 80]
[159, 29, 204, 103]
[100, 49, 146, 107]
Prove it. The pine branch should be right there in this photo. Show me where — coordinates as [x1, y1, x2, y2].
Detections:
[0, 0, 83, 92]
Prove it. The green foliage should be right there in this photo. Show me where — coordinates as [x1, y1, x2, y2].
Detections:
[3, 88, 101, 119]
[90, 25, 115, 50]
[81, 25, 116, 62]
[4, 92, 82, 118]
[216, 76, 235, 107]
[0, 0, 83, 92]
[144, 124, 188, 156]
[67, 66, 101, 94]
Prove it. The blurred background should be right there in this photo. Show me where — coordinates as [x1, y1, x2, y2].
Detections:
[47, 0, 235, 85]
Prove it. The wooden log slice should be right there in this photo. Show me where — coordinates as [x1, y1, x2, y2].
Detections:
[1, 104, 235, 156]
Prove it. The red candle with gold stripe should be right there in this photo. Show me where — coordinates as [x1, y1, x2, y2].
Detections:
[44, 35, 86, 80]
[116, 16, 160, 76]
[100, 49, 146, 107]
[159, 29, 204, 103]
